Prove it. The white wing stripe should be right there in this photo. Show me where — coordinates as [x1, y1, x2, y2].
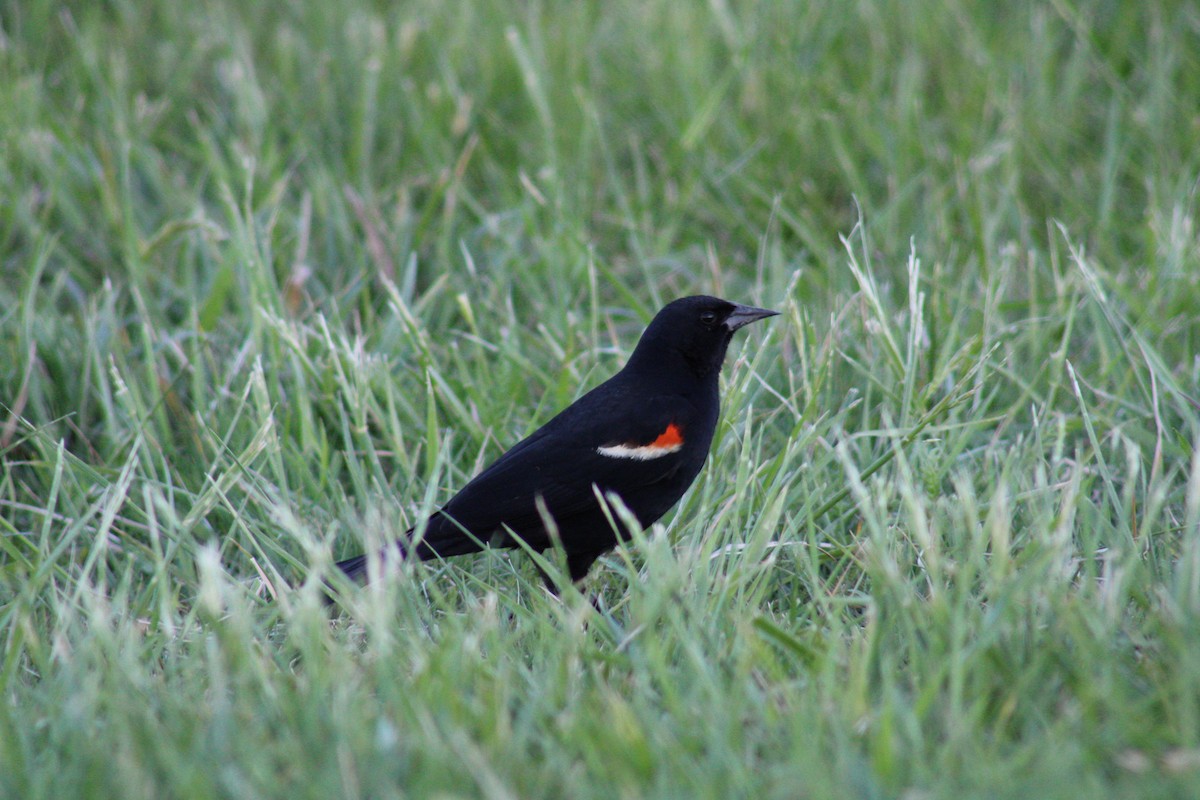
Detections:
[596, 442, 682, 460]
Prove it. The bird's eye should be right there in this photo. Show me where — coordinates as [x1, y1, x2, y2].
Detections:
[699, 311, 717, 325]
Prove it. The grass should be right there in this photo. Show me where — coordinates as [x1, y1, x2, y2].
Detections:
[2, 0, 1200, 797]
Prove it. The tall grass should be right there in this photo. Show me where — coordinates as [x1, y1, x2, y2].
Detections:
[2, 0, 1200, 797]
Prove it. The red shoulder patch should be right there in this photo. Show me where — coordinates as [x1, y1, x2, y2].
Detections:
[596, 421, 685, 460]
[650, 422, 683, 449]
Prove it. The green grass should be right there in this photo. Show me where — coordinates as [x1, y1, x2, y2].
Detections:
[3, 0, 1200, 797]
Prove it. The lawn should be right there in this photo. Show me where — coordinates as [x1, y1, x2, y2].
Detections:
[3, 1, 1200, 797]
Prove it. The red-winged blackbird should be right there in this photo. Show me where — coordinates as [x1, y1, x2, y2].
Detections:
[335, 295, 778, 585]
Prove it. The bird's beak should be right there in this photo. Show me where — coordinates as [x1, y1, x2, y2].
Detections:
[724, 303, 780, 331]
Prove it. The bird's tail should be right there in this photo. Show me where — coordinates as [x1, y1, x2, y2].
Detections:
[333, 535, 412, 583]
[333, 516, 486, 584]
[333, 552, 373, 582]
[324, 538, 411, 605]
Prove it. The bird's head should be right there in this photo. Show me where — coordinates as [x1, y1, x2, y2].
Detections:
[627, 295, 779, 379]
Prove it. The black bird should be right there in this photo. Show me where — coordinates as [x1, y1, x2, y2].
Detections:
[335, 295, 778, 586]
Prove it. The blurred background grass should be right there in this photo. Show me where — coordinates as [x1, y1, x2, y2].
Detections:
[2, 1, 1200, 798]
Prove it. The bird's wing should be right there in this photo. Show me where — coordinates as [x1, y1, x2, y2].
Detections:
[429, 394, 699, 542]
